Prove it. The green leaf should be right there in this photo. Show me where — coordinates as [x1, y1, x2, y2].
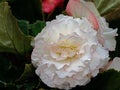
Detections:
[17, 20, 30, 35]
[72, 70, 120, 90]
[87, 70, 120, 90]
[0, 0, 16, 3]
[39, 88, 45, 90]
[0, 2, 32, 54]
[29, 20, 46, 36]
[15, 64, 40, 90]
[0, 53, 25, 83]
[0, 0, 6, 2]
[18, 20, 46, 37]
[93, 0, 120, 21]
[16, 64, 34, 82]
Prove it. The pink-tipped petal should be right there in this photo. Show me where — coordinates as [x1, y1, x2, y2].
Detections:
[66, 0, 99, 30]
[88, 12, 99, 30]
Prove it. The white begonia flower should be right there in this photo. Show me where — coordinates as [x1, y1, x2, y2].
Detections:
[31, 15, 117, 90]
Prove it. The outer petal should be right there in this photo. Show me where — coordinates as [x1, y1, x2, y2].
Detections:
[66, 0, 99, 30]
[98, 17, 118, 51]
[107, 57, 120, 71]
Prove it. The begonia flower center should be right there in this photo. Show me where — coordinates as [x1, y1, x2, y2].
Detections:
[49, 34, 81, 61]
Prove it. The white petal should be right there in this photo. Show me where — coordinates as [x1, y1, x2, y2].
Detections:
[107, 57, 120, 71]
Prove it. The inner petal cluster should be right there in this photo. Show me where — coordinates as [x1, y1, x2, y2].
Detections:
[49, 34, 82, 61]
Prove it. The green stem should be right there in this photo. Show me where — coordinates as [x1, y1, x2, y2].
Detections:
[40, 0, 45, 21]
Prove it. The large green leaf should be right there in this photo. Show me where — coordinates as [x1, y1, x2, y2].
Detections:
[0, 2, 32, 54]
[93, 0, 120, 21]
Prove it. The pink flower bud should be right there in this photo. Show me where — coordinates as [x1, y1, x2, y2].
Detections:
[42, 0, 64, 13]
